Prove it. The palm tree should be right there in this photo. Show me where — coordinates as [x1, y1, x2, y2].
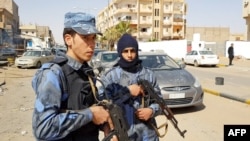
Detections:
[101, 21, 136, 51]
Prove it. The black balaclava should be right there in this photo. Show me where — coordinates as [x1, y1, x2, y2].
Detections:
[117, 33, 141, 72]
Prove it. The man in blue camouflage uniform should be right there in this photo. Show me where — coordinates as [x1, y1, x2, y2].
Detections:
[31, 12, 116, 141]
[98, 33, 162, 141]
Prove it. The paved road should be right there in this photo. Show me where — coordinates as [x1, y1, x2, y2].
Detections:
[185, 57, 250, 104]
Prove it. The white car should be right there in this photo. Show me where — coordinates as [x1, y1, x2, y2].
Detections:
[15, 50, 54, 68]
[182, 50, 219, 67]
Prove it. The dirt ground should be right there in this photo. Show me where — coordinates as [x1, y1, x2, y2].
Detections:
[0, 66, 107, 141]
[0, 56, 249, 141]
[0, 66, 36, 141]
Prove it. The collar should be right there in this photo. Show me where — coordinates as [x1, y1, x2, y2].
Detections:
[66, 55, 89, 71]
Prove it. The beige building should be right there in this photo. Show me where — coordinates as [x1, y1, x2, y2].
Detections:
[243, 0, 250, 40]
[0, 0, 19, 46]
[0, 0, 55, 55]
[96, 0, 187, 41]
[19, 24, 55, 48]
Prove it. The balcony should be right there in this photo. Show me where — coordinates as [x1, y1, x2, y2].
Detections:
[0, 22, 4, 28]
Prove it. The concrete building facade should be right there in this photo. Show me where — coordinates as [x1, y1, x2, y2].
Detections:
[97, 0, 187, 41]
[0, 0, 55, 55]
[243, 0, 250, 40]
[19, 24, 55, 48]
[0, 0, 19, 46]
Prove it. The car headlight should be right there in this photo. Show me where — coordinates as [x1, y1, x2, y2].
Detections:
[25, 59, 34, 63]
[194, 77, 201, 87]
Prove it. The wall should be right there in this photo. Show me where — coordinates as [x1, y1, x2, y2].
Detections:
[186, 27, 230, 43]
[225, 41, 250, 59]
[138, 40, 188, 59]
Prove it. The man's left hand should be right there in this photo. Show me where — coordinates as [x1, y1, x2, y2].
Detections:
[135, 108, 153, 121]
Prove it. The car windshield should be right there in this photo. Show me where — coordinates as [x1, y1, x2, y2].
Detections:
[199, 50, 214, 55]
[94, 49, 106, 57]
[102, 53, 118, 62]
[140, 54, 180, 69]
[23, 51, 41, 57]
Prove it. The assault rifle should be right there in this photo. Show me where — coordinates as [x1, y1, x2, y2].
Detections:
[138, 79, 187, 138]
[98, 100, 130, 141]
[85, 68, 130, 141]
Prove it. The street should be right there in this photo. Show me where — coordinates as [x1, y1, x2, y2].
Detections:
[160, 92, 250, 141]
[185, 58, 250, 101]
[0, 64, 250, 141]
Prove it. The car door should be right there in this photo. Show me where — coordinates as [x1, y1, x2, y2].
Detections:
[189, 50, 198, 64]
[39, 51, 47, 64]
[185, 51, 193, 64]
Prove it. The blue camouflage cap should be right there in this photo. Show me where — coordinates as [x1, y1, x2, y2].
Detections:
[64, 12, 102, 35]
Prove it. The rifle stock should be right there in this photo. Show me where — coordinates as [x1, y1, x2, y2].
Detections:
[138, 79, 187, 138]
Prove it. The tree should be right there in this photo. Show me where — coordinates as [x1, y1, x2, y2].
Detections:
[100, 21, 136, 51]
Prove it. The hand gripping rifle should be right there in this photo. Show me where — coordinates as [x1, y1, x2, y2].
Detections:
[98, 100, 130, 141]
[137, 79, 187, 138]
[86, 69, 130, 141]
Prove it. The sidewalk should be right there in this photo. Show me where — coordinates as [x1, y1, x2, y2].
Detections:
[203, 56, 250, 104]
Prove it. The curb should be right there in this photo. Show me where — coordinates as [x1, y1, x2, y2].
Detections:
[203, 88, 250, 105]
[217, 64, 227, 67]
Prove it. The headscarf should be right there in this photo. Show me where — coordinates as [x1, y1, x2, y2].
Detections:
[116, 33, 141, 72]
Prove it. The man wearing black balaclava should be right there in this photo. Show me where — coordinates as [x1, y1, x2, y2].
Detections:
[98, 33, 162, 141]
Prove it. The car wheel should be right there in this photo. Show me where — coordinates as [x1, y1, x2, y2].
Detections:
[36, 61, 42, 68]
[194, 61, 199, 67]
[211, 65, 216, 67]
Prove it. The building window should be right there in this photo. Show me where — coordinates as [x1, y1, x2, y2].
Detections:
[126, 16, 131, 20]
[154, 20, 159, 27]
[141, 28, 147, 32]
[154, 9, 159, 16]
[127, 5, 135, 8]
[155, 0, 159, 3]
[154, 32, 159, 39]
[165, 4, 169, 10]
[142, 16, 146, 21]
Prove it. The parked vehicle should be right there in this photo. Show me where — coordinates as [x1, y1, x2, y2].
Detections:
[15, 50, 54, 68]
[182, 50, 219, 67]
[92, 51, 118, 75]
[89, 48, 107, 67]
[93, 48, 107, 57]
[139, 52, 204, 108]
[0, 47, 17, 61]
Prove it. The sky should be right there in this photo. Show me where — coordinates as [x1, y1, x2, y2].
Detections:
[14, 0, 246, 44]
